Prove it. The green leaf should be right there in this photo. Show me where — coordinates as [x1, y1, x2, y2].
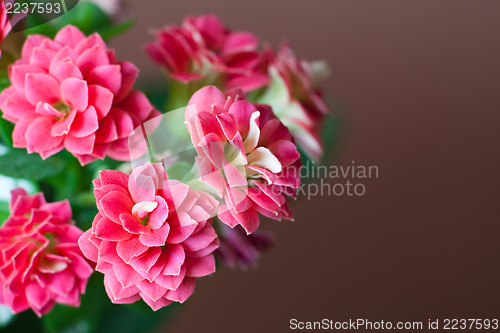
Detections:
[321, 112, 343, 165]
[166, 161, 193, 181]
[0, 149, 65, 181]
[98, 18, 135, 41]
[0, 201, 10, 226]
[0, 118, 14, 147]
[96, 301, 180, 333]
[253, 66, 289, 110]
[25, 2, 111, 38]
[298, 111, 342, 184]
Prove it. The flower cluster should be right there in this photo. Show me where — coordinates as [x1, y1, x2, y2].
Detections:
[185, 86, 301, 234]
[145, 14, 269, 92]
[79, 163, 219, 310]
[0, 13, 329, 316]
[0, 25, 160, 165]
[146, 14, 329, 160]
[259, 44, 330, 161]
[0, 189, 92, 317]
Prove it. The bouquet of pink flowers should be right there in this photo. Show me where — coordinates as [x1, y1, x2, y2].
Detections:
[0, 2, 333, 332]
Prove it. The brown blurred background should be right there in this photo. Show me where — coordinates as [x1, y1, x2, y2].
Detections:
[110, 1, 500, 332]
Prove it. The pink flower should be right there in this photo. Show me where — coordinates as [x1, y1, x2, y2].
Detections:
[145, 14, 269, 92]
[79, 162, 219, 310]
[258, 44, 330, 161]
[215, 222, 273, 269]
[185, 86, 301, 234]
[0, 25, 160, 165]
[0, 188, 92, 317]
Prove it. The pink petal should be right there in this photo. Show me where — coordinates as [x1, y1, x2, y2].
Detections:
[54, 25, 86, 48]
[236, 209, 260, 234]
[21, 34, 50, 59]
[165, 277, 195, 303]
[116, 237, 149, 263]
[49, 47, 78, 70]
[182, 225, 218, 253]
[141, 295, 172, 311]
[60, 77, 88, 111]
[96, 241, 122, 265]
[120, 213, 150, 235]
[185, 255, 216, 277]
[10, 64, 45, 91]
[129, 247, 162, 273]
[99, 191, 134, 223]
[259, 118, 293, 146]
[25, 74, 60, 105]
[115, 61, 139, 102]
[185, 85, 225, 122]
[86, 65, 121, 95]
[139, 223, 170, 247]
[156, 266, 186, 293]
[44, 199, 72, 222]
[223, 32, 258, 54]
[95, 215, 131, 241]
[136, 251, 167, 283]
[51, 60, 83, 83]
[51, 110, 77, 137]
[88, 85, 113, 119]
[70, 106, 98, 138]
[64, 134, 95, 155]
[67, 252, 93, 280]
[112, 263, 143, 289]
[161, 244, 185, 276]
[128, 173, 156, 204]
[166, 212, 197, 244]
[226, 73, 269, 92]
[76, 46, 111, 76]
[222, 160, 248, 188]
[98, 169, 129, 188]
[1, 88, 36, 122]
[36, 102, 64, 118]
[29, 47, 57, 70]
[227, 100, 258, 138]
[25, 117, 63, 154]
[95, 116, 118, 143]
[149, 196, 169, 230]
[116, 91, 154, 121]
[217, 204, 239, 228]
[104, 274, 140, 302]
[136, 280, 167, 302]
[111, 108, 134, 138]
[25, 279, 50, 309]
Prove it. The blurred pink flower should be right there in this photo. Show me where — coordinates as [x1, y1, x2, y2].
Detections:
[215, 223, 273, 269]
[0, 189, 92, 317]
[0, 1, 25, 58]
[145, 14, 269, 92]
[185, 86, 301, 234]
[258, 44, 330, 161]
[0, 25, 160, 165]
[79, 162, 219, 310]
